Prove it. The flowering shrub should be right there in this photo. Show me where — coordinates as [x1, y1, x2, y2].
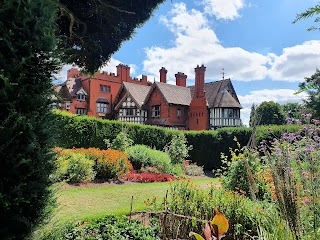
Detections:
[123, 170, 175, 183]
[260, 114, 320, 239]
[53, 147, 132, 181]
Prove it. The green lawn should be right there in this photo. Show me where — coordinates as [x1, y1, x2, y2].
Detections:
[51, 177, 217, 224]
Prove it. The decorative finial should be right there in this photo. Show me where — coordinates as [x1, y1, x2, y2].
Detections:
[222, 68, 225, 80]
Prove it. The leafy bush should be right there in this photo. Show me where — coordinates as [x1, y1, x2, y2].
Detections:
[51, 150, 95, 183]
[38, 215, 160, 240]
[123, 170, 175, 183]
[184, 162, 205, 176]
[125, 145, 172, 174]
[164, 134, 192, 164]
[109, 131, 134, 151]
[217, 142, 267, 201]
[52, 148, 132, 181]
[146, 180, 276, 239]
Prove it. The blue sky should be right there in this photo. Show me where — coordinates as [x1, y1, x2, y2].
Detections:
[57, 0, 320, 126]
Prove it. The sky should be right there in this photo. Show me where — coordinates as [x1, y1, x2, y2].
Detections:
[56, 0, 320, 126]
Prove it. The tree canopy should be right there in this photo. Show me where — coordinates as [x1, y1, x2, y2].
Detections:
[57, 0, 165, 73]
[298, 69, 320, 119]
[293, 3, 320, 31]
[255, 101, 286, 125]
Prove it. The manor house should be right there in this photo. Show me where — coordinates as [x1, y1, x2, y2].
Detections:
[54, 64, 242, 130]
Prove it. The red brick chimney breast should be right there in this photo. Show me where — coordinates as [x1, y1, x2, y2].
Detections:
[175, 72, 187, 87]
[194, 64, 206, 99]
[159, 67, 167, 83]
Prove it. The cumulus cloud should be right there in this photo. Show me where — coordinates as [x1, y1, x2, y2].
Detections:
[268, 40, 320, 82]
[238, 89, 308, 126]
[144, 3, 269, 83]
[202, 0, 245, 20]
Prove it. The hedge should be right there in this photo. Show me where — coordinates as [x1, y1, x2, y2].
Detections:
[52, 111, 302, 170]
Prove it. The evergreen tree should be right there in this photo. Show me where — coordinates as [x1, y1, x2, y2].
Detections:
[0, 0, 59, 238]
[0, 1, 165, 238]
[249, 103, 256, 127]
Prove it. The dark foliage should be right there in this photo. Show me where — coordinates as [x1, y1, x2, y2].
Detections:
[0, 0, 59, 238]
[39, 215, 160, 239]
[53, 111, 302, 171]
[299, 69, 320, 119]
[255, 101, 286, 125]
[57, 0, 165, 73]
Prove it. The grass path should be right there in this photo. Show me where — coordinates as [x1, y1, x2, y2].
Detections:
[51, 177, 217, 224]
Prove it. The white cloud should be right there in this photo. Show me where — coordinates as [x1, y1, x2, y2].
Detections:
[268, 40, 320, 82]
[55, 58, 137, 82]
[144, 3, 269, 83]
[100, 58, 137, 75]
[238, 89, 308, 126]
[203, 0, 245, 20]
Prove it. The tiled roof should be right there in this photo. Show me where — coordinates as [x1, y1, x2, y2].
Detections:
[122, 82, 151, 108]
[155, 82, 192, 106]
[189, 79, 241, 108]
[145, 118, 168, 126]
[63, 77, 83, 97]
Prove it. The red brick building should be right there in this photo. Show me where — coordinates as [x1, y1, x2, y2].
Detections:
[55, 64, 242, 130]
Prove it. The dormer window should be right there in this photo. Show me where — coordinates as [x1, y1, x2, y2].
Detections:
[76, 87, 88, 102]
[77, 93, 86, 101]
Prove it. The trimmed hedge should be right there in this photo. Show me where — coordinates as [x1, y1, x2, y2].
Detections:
[53, 110, 179, 150]
[52, 111, 302, 170]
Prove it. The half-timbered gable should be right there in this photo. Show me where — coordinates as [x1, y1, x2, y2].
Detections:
[114, 82, 150, 124]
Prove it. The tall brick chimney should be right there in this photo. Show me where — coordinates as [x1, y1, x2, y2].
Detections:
[117, 64, 130, 82]
[159, 67, 167, 83]
[194, 64, 206, 98]
[189, 64, 208, 131]
[175, 72, 187, 87]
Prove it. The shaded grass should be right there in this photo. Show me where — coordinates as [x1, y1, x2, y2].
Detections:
[51, 178, 217, 224]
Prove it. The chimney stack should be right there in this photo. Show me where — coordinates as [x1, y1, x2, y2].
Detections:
[159, 67, 167, 83]
[117, 64, 130, 82]
[194, 64, 206, 98]
[175, 72, 187, 87]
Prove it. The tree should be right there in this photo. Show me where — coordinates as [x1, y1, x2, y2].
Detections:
[0, 0, 59, 238]
[255, 101, 286, 125]
[281, 102, 303, 122]
[293, 3, 320, 31]
[249, 103, 256, 127]
[0, 0, 165, 238]
[57, 0, 165, 73]
[298, 69, 320, 119]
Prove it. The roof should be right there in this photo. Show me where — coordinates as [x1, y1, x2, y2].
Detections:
[218, 90, 242, 108]
[114, 82, 151, 110]
[63, 77, 83, 97]
[151, 82, 192, 106]
[189, 79, 241, 108]
[122, 82, 151, 108]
